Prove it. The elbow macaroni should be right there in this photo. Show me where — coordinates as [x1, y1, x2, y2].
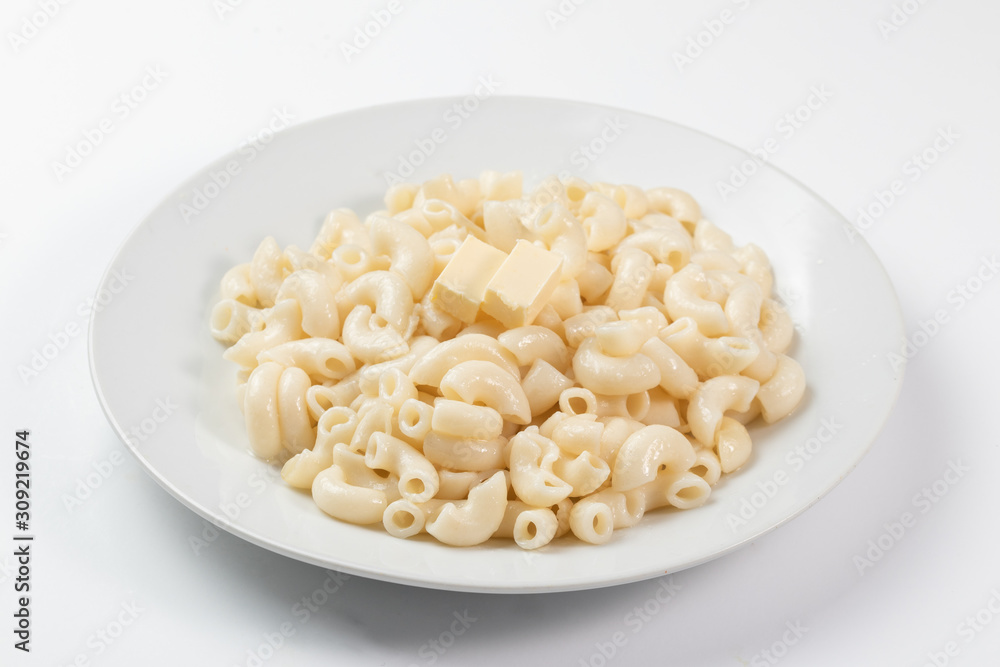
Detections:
[212, 172, 806, 549]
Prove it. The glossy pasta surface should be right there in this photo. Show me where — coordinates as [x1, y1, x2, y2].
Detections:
[210, 172, 806, 548]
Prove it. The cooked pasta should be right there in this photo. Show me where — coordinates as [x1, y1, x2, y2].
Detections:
[212, 172, 806, 549]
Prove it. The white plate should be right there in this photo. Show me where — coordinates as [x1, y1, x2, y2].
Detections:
[89, 96, 905, 593]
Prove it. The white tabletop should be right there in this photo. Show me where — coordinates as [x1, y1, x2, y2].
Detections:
[3, 1, 998, 665]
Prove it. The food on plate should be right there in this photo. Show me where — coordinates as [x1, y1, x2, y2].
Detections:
[210, 172, 805, 548]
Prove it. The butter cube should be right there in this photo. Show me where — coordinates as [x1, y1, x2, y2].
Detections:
[430, 236, 508, 323]
[483, 240, 563, 328]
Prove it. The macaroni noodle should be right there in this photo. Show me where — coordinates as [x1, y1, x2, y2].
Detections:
[211, 172, 806, 549]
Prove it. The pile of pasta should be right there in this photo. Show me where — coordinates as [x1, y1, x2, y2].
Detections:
[210, 172, 805, 549]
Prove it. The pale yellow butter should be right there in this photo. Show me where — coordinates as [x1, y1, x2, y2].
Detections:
[483, 240, 563, 328]
[430, 236, 508, 323]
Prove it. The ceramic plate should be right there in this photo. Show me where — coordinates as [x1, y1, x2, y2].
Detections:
[89, 96, 905, 593]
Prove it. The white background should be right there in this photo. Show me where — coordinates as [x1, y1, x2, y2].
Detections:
[2, 1, 998, 665]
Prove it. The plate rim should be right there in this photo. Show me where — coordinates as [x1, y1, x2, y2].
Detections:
[88, 94, 907, 593]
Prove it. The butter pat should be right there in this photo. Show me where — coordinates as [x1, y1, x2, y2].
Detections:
[430, 236, 508, 323]
[483, 240, 563, 328]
